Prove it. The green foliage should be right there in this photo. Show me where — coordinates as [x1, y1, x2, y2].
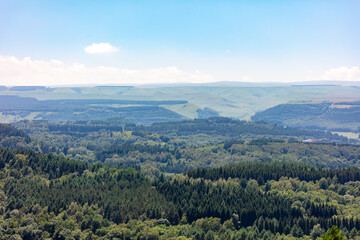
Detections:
[186, 161, 360, 184]
[1, 145, 360, 238]
[127, 117, 350, 144]
[0, 123, 31, 150]
[0, 123, 31, 142]
[322, 226, 346, 240]
[1, 117, 360, 238]
[8, 119, 360, 176]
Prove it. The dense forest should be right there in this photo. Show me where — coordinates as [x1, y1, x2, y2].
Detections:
[2, 119, 359, 177]
[0, 147, 358, 239]
[0, 119, 359, 238]
[125, 117, 352, 144]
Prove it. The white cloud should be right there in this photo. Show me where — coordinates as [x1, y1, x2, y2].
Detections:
[242, 76, 252, 82]
[84, 43, 119, 54]
[322, 66, 360, 81]
[0, 55, 214, 86]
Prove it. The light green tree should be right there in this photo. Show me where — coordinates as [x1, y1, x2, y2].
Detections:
[322, 226, 345, 240]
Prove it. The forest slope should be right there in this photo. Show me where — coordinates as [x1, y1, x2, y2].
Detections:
[0, 147, 360, 239]
[252, 102, 360, 133]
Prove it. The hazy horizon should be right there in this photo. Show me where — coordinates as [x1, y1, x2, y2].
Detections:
[2, 80, 360, 88]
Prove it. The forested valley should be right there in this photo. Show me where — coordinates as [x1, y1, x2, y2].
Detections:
[2, 0, 360, 238]
[0, 118, 359, 239]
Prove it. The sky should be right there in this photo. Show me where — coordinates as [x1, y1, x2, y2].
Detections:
[0, 0, 359, 86]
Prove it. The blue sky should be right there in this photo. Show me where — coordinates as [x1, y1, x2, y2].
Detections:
[0, 0, 359, 85]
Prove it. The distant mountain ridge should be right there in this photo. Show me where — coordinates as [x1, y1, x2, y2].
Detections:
[0, 95, 187, 106]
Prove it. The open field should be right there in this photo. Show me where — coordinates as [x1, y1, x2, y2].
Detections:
[333, 131, 360, 139]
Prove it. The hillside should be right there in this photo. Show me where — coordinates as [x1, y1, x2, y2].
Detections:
[252, 102, 360, 133]
[0, 95, 187, 125]
[1, 84, 360, 121]
[0, 147, 360, 239]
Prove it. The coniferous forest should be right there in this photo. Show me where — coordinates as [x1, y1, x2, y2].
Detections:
[0, 119, 358, 239]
